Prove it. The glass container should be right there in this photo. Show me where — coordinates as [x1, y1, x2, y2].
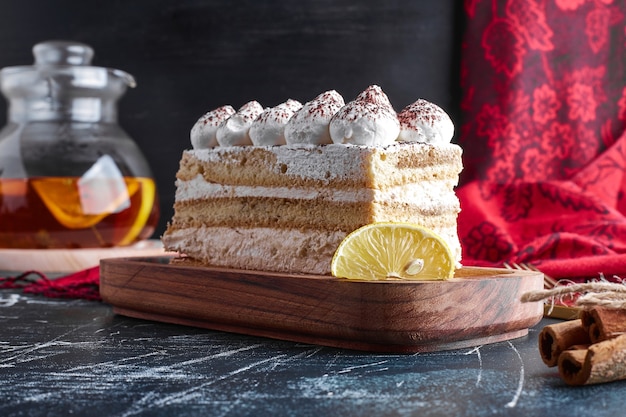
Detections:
[0, 40, 159, 249]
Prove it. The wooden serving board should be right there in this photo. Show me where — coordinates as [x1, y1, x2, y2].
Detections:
[99, 256, 544, 353]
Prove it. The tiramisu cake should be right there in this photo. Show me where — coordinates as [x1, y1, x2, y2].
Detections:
[162, 85, 462, 275]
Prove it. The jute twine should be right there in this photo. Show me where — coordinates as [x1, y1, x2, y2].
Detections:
[521, 275, 626, 309]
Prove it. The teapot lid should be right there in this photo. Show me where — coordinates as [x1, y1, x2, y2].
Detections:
[0, 40, 136, 91]
[34, 40, 96, 66]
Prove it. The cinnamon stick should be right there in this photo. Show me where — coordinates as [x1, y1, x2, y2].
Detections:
[558, 333, 626, 385]
[538, 319, 591, 367]
[580, 307, 626, 343]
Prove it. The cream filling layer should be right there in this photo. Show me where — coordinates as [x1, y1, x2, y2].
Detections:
[164, 225, 462, 271]
[176, 175, 460, 210]
[188, 142, 461, 182]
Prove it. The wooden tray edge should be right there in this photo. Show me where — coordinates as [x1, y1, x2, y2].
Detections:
[112, 305, 531, 353]
[100, 256, 544, 353]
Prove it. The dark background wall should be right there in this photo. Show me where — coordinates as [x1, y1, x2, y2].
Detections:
[0, 0, 462, 238]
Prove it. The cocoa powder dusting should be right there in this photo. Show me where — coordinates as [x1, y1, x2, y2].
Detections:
[398, 101, 444, 128]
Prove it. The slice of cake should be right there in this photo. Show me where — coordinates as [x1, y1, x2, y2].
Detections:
[163, 86, 462, 275]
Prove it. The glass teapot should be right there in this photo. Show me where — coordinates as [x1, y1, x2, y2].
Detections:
[0, 40, 159, 249]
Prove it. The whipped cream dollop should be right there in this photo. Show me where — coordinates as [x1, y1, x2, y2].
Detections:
[249, 99, 303, 146]
[216, 101, 264, 146]
[190, 105, 236, 149]
[191, 87, 454, 148]
[329, 85, 400, 146]
[397, 99, 454, 144]
[284, 90, 345, 145]
[355, 84, 395, 108]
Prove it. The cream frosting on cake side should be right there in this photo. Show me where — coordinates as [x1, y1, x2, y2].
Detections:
[174, 176, 460, 209]
[163, 226, 348, 275]
[163, 85, 463, 275]
[177, 142, 460, 186]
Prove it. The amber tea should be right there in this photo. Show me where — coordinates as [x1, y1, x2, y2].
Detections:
[0, 177, 159, 248]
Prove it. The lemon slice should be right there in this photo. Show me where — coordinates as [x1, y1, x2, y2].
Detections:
[331, 222, 456, 281]
[31, 177, 141, 230]
[116, 178, 156, 246]
[31, 178, 118, 229]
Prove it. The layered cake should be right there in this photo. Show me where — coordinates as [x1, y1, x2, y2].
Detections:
[162, 86, 462, 275]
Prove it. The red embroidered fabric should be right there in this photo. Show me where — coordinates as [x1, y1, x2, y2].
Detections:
[457, 0, 626, 280]
[0, 267, 101, 301]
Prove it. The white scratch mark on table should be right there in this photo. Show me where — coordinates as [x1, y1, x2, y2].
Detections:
[26, 298, 82, 306]
[324, 351, 341, 371]
[118, 348, 288, 417]
[304, 346, 323, 358]
[0, 293, 20, 307]
[0, 323, 97, 366]
[63, 350, 169, 373]
[125, 344, 266, 379]
[336, 360, 389, 374]
[464, 345, 483, 387]
[504, 341, 525, 409]
[266, 347, 322, 371]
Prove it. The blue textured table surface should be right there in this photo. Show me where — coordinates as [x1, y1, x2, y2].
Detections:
[0, 288, 620, 417]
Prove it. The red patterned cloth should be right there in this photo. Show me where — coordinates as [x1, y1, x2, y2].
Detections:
[457, 0, 626, 280]
[0, 267, 101, 301]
